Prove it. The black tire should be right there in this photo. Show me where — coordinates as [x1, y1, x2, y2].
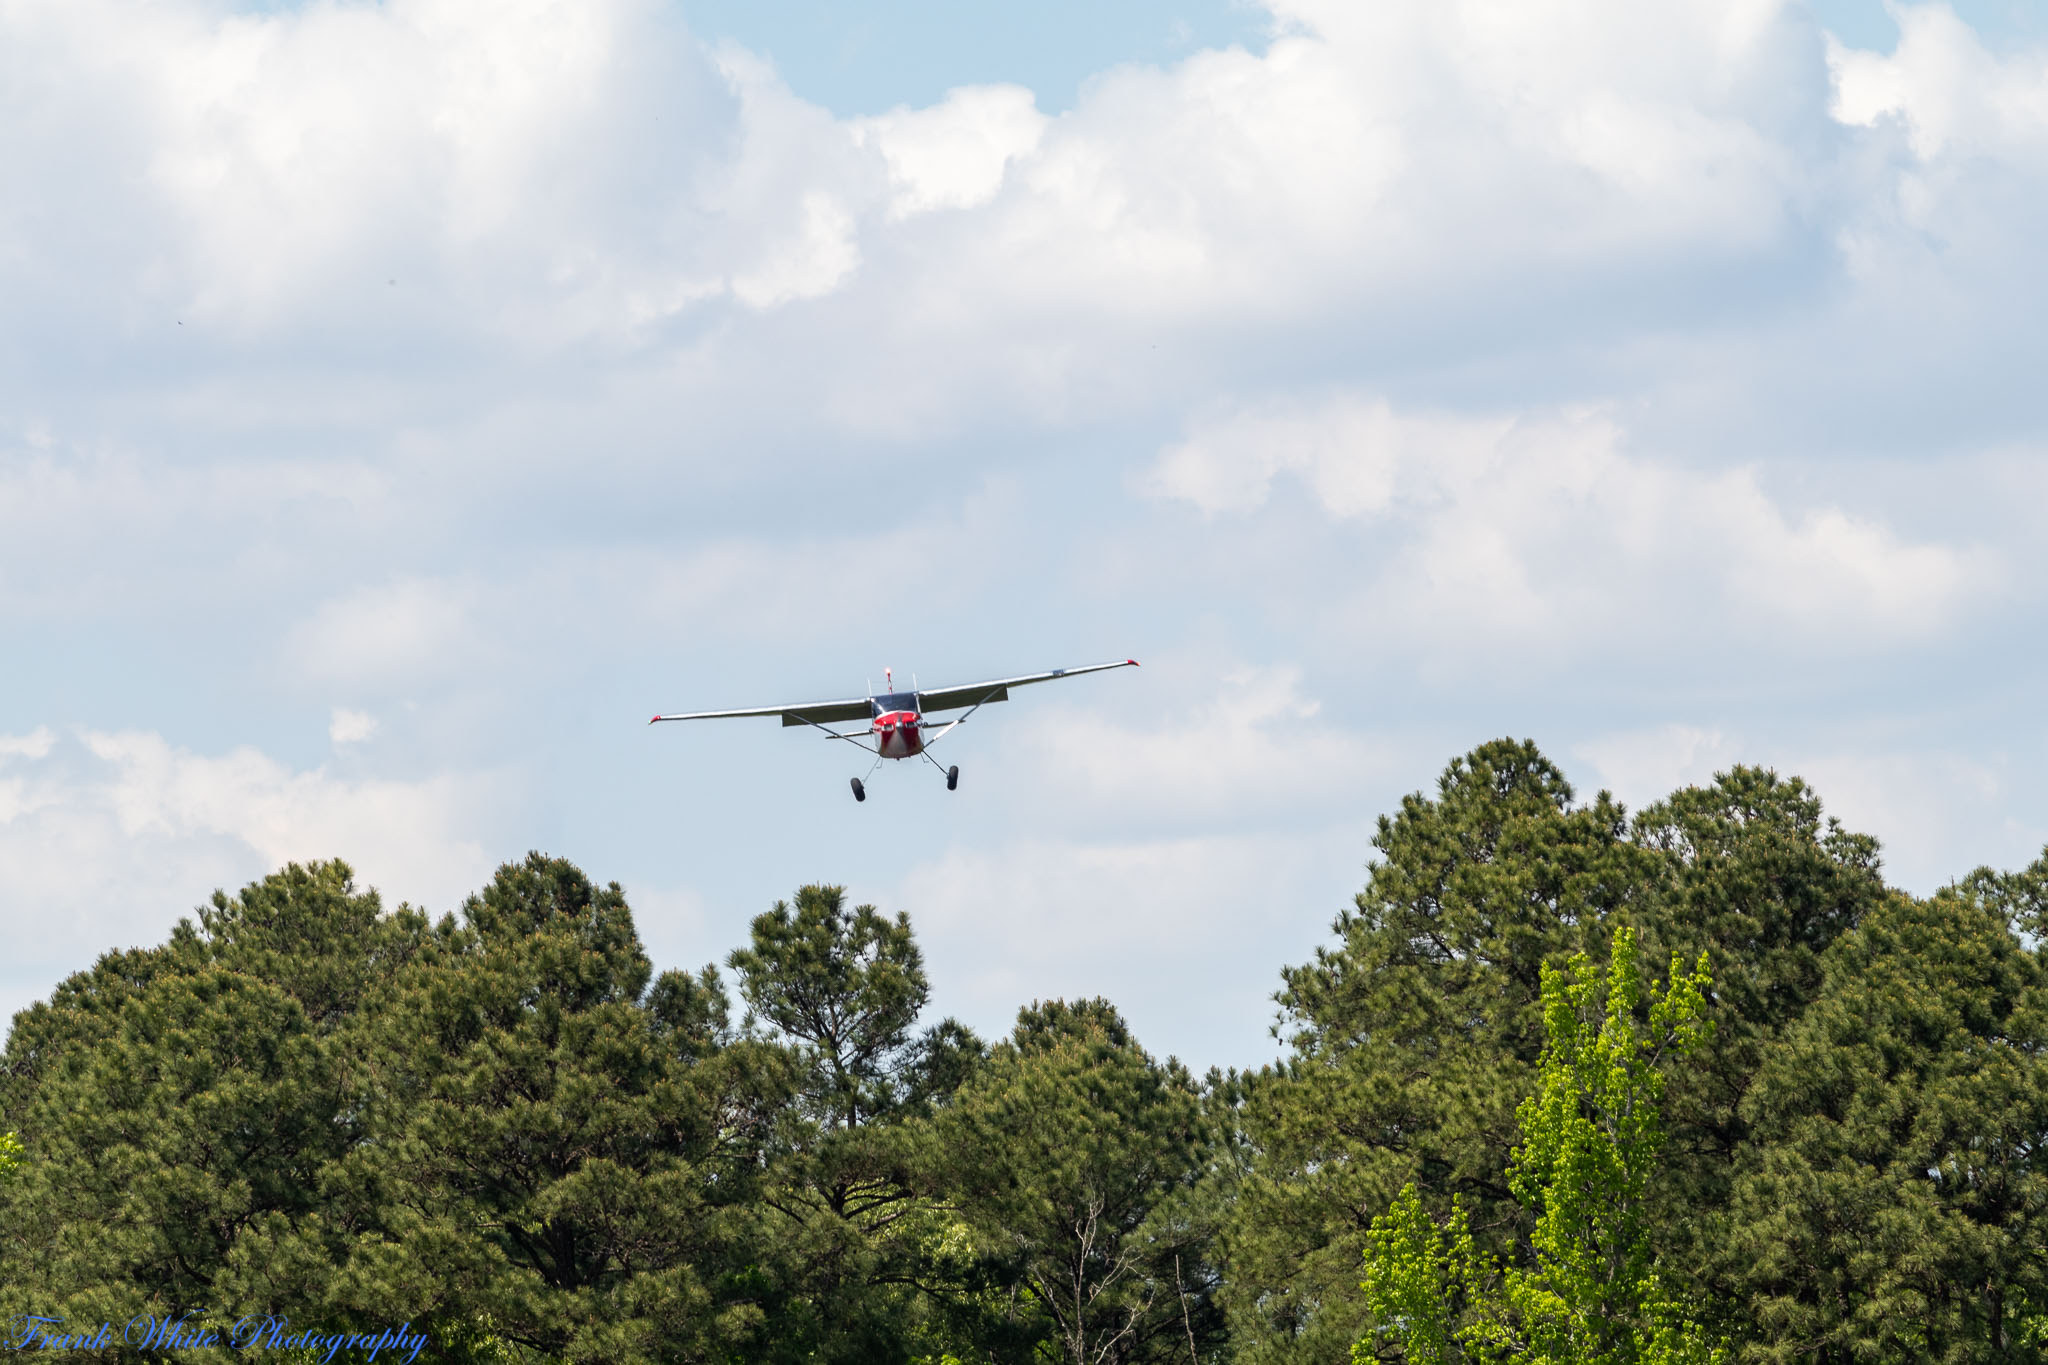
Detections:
[946, 765, 959, 791]
[851, 778, 866, 802]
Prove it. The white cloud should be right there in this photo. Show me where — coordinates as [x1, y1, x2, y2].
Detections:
[0, 727, 505, 1030]
[874, 0, 1817, 349]
[621, 881, 719, 976]
[279, 481, 1024, 690]
[1147, 394, 1996, 645]
[0, 0, 2033, 438]
[852, 84, 1047, 220]
[891, 824, 1367, 1066]
[0, 730, 60, 827]
[0, 0, 887, 344]
[76, 729, 497, 904]
[0, 438, 392, 620]
[1792, 747, 2036, 893]
[0, 727, 56, 762]
[1575, 723, 1740, 810]
[728, 190, 861, 308]
[1145, 397, 1513, 517]
[329, 707, 379, 746]
[997, 662, 1392, 829]
[1828, 5, 2048, 163]
[1573, 723, 2048, 895]
[0, 0, 2026, 471]
[288, 578, 483, 690]
[0, 0, 1836, 379]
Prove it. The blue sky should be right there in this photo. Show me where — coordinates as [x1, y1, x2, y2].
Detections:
[4, 0, 2048, 1068]
[678, 0, 1270, 114]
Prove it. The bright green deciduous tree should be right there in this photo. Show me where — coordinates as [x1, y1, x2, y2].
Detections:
[1357, 1184, 1486, 1365]
[1359, 925, 1719, 1365]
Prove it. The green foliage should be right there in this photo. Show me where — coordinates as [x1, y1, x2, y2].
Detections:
[1223, 742, 1884, 1365]
[0, 856, 788, 1364]
[1626, 765, 1887, 1321]
[1225, 740, 1655, 1364]
[303, 853, 785, 1362]
[726, 885, 993, 1364]
[1955, 846, 2048, 941]
[1358, 926, 1718, 1365]
[1720, 884, 2048, 1364]
[1358, 1185, 1483, 1365]
[940, 997, 1222, 1365]
[5, 744, 2048, 1365]
[729, 885, 931, 1130]
[0, 861, 402, 1341]
[1488, 927, 1718, 1365]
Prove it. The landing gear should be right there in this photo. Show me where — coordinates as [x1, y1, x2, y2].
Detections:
[920, 750, 961, 791]
[850, 777, 866, 802]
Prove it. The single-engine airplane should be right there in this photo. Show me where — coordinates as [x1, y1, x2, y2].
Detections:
[650, 659, 1138, 801]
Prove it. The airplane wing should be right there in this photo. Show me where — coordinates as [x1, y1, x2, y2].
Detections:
[650, 697, 873, 727]
[917, 659, 1138, 714]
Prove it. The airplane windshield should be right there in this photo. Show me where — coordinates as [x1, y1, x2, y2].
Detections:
[873, 692, 919, 715]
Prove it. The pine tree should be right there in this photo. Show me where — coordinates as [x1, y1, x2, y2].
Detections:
[0, 855, 794, 1365]
[0, 861, 402, 1345]
[308, 853, 786, 1363]
[1224, 740, 1653, 1365]
[1721, 877, 2048, 1364]
[727, 885, 989, 1365]
[940, 998, 1222, 1365]
[1223, 744, 1881, 1365]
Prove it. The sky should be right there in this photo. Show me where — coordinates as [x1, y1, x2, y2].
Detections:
[4, 0, 2048, 1070]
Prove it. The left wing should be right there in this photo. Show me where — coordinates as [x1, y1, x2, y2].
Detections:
[917, 659, 1138, 715]
[649, 697, 872, 727]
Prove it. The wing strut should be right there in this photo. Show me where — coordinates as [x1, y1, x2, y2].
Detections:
[784, 710, 878, 754]
[921, 686, 1006, 751]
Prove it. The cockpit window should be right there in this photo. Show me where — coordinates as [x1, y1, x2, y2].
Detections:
[872, 692, 919, 716]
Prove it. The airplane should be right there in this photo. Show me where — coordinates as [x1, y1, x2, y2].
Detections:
[650, 659, 1139, 801]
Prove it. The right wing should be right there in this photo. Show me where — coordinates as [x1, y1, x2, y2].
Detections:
[916, 659, 1138, 714]
[650, 697, 872, 727]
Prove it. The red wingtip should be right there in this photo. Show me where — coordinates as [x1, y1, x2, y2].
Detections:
[649, 714, 661, 724]
[1128, 658, 1140, 666]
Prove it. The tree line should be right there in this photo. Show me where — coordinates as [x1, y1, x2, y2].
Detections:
[3, 737, 2046, 1363]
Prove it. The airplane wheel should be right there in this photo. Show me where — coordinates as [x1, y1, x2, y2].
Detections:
[851, 778, 866, 802]
[946, 765, 959, 791]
